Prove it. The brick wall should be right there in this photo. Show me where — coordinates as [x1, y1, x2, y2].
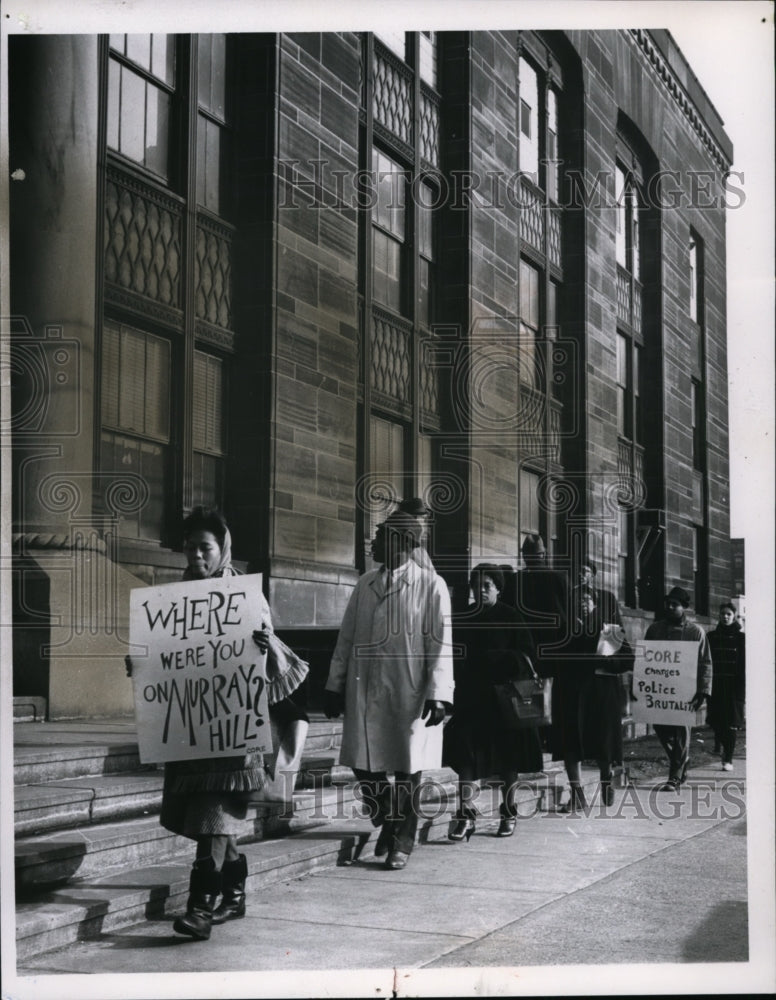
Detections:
[567, 29, 732, 608]
[270, 33, 362, 626]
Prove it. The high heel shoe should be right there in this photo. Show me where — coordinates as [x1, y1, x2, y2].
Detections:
[559, 784, 587, 813]
[447, 809, 476, 842]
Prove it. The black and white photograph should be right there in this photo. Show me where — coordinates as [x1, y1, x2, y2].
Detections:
[1, 1, 773, 997]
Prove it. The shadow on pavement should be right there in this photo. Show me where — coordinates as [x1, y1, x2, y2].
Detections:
[681, 900, 748, 963]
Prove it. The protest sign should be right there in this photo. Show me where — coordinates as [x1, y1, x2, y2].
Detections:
[631, 640, 700, 726]
[129, 573, 272, 764]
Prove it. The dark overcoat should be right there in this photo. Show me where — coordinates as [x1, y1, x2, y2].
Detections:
[706, 623, 745, 730]
[443, 600, 543, 778]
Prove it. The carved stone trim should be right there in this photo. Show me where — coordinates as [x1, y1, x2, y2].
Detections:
[194, 321, 237, 353]
[630, 30, 730, 171]
[12, 533, 108, 554]
[104, 283, 184, 331]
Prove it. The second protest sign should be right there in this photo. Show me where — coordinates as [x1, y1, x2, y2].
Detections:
[631, 639, 700, 727]
[129, 573, 272, 764]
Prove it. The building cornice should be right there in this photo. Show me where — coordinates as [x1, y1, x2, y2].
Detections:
[630, 29, 732, 173]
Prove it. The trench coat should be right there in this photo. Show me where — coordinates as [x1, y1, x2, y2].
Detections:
[326, 560, 454, 773]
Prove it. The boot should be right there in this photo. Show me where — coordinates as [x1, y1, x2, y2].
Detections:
[600, 767, 615, 807]
[211, 854, 248, 924]
[173, 857, 221, 940]
[374, 819, 396, 857]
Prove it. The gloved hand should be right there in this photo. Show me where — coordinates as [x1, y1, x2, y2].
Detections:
[422, 699, 446, 727]
[252, 628, 270, 654]
[689, 690, 707, 712]
[124, 655, 133, 678]
[324, 689, 345, 719]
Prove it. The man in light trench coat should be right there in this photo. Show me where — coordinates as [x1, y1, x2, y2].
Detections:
[324, 510, 454, 870]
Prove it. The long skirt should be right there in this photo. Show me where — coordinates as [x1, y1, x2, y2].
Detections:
[443, 689, 543, 779]
[551, 671, 623, 765]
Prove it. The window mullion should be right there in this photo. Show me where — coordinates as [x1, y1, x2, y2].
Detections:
[410, 31, 421, 478]
[360, 33, 375, 569]
[180, 34, 198, 518]
[540, 71, 552, 483]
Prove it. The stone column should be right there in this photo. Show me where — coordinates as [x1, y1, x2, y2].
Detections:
[9, 35, 140, 718]
[10, 33, 99, 537]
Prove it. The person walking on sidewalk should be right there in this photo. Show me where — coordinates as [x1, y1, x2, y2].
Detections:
[324, 510, 454, 871]
[443, 564, 543, 839]
[551, 569, 634, 812]
[514, 535, 569, 678]
[706, 602, 745, 771]
[514, 534, 570, 755]
[126, 506, 309, 941]
[645, 586, 713, 791]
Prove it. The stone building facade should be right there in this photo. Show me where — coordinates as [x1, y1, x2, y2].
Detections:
[7, 29, 734, 718]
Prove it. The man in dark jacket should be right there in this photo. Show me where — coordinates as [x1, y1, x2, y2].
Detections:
[515, 534, 570, 676]
[645, 586, 713, 790]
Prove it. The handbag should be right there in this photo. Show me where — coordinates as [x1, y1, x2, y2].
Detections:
[493, 662, 552, 730]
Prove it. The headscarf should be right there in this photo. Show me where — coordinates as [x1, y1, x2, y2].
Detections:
[181, 524, 236, 580]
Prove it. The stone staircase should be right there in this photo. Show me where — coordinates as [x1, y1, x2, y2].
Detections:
[13, 714, 569, 961]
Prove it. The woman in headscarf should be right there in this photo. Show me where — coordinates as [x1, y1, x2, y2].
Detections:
[126, 506, 308, 940]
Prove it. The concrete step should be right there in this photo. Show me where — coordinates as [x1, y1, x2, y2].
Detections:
[14, 740, 149, 786]
[14, 746, 342, 837]
[13, 696, 48, 722]
[13, 716, 343, 784]
[16, 768, 576, 962]
[13, 767, 377, 893]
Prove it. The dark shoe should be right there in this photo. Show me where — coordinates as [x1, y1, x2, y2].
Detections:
[374, 821, 395, 858]
[658, 777, 680, 792]
[173, 858, 221, 940]
[385, 849, 410, 870]
[447, 809, 476, 842]
[496, 801, 516, 837]
[211, 854, 247, 925]
[601, 781, 615, 807]
[496, 816, 516, 837]
[559, 785, 587, 813]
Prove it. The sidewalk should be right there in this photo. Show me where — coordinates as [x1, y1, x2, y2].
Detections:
[10, 738, 751, 995]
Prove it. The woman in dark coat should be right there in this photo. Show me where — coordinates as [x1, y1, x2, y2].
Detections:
[443, 564, 543, 839]
[552, 562, 632, 810]
[706, 602, 745, 770]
